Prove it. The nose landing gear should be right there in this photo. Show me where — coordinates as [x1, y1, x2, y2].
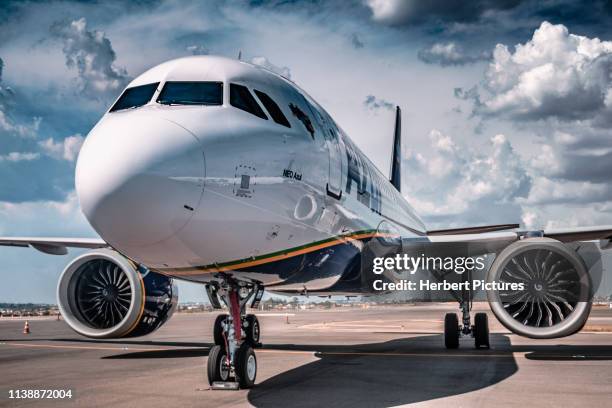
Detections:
[213, 313, 261, 348]
[206, 277, 262, 389]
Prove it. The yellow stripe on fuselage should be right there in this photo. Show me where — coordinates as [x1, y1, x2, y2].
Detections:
[163, 231, 394, 276]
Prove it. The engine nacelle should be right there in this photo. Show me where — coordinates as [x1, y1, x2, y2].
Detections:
[486, 238, 592, 339]
[57, 249, 178, 338]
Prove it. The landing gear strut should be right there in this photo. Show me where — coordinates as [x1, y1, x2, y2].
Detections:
[206, 277, 262, 389]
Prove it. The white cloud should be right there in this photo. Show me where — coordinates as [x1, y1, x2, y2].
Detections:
[521, 176, 610, 205]
[250, 56, 291, 79]
[452, 21, 612, 229]
[186, 44, 209, 55]
[366, 0, 414, 25]
[477, 21, 612, 121]
[364, 0, 518, 26]
[418, 42, 489, 66]
[0, 110, 41, 138]
[0, 191, 94, 236]
[0, 152, 40, 162]
[51, 17, 129, 99]
[403, 130, 531, 226]
[39, 134, 84, 162]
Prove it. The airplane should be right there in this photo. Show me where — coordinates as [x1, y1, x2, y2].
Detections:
[1, 55, 611, 389]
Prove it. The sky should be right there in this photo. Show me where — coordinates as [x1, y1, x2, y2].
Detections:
[1, 0, 612, 302]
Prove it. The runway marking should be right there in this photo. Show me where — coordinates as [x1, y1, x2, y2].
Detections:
[256, 349, 521, 358]
[259, 349, 612, 359]
[0, 342, 180, 352]
[298, 319, 444, 331]
[256, 313, 296, 317]
[3, 342, 611, 360]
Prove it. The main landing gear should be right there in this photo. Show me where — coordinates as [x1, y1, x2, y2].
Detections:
[429, 267, 490, 350]
[205, 278, 264, 389]
[444, 300, 490, 349]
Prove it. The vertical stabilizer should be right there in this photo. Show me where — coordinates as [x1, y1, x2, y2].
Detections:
[390, 106, 401, 192]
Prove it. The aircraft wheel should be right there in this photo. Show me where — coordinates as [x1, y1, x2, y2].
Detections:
[474, 312, 490, 349]
[444, 313, 460, 349]
[235, 343, 257, 389]
[244, 314, 260, 347]
[207, 345, 230, 385]
[213, 314, 228, 345]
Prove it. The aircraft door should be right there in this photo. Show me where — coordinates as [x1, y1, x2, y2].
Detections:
[294, 91, 343, 199]
[311, 106, 343, 200]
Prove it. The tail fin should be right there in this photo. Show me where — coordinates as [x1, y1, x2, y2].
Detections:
[390, 106, 401, 192]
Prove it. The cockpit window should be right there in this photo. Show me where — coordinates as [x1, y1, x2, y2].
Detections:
[109, 83, 159, 112]
[157, 81, 223, 106]
[289, 103, 315, 139]
[254, 90, 291, 128]
[230, 84, 268, 120]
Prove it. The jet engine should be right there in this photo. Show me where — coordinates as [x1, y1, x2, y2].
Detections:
[486, 238, 592, 339]
[57, 249, 178, 338]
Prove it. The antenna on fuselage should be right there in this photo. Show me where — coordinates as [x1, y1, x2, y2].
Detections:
[390, 106, 401, 192]
[238, 50, 242, 60]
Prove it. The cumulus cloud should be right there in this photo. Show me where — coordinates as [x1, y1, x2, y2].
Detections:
[250, 56, 291, 79]
[0, 152, 40, 162]
[38, 134, 84, 162]
[474, 22, 612, 121]
[0, 191, 93, 236]
[51, 18, 129, 99]
[186, 44, 209, 55]
[364, 94, 394, 111]
[451, 21, 612, 229]
[418, 42, 490, 66]
[0, 111, 41, 138]
[403, 130, 531, 226]
[521, 176, 611, 206]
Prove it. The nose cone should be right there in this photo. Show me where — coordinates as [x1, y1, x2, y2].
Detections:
[76, 113, 204, 248]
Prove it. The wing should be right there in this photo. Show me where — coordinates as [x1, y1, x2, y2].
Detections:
[422, 231, 518, 257]
[422, 225, 612, 256]
[0, 237, 108, 255]
[543, 225, 612, 242]
[427, 223, 519, 235]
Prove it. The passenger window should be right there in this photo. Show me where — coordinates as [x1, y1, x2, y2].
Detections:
[254, 90, 291, 128]
[230, 84, 268, 120]
[110, 83, 159, 112]
[157, 81, 223, 106]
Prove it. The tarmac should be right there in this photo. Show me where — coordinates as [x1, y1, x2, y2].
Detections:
[1, 303, 612, 407]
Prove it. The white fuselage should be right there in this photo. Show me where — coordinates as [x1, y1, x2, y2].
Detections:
[76, 56, 426, 293]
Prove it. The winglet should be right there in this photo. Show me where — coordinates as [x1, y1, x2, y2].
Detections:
[390, 106, 401, 192]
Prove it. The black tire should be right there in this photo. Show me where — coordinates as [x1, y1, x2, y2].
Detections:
[213, 314, 228, 346]
[207, 345, 230, 385]
[474, 312, 490, 349]
[444, 313, 460, 349]
[244, 314, 260, 347]
[235, 343, 257, 389]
